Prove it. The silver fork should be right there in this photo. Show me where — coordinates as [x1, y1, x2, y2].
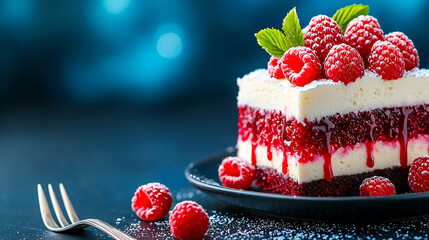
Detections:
[38, 183, 136, 240]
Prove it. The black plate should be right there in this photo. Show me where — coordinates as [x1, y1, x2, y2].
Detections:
[185, 149, 429, 222]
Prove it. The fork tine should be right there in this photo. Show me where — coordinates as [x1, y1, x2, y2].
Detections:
[59, 183, 80, 223]
[37, 184, 60, 229]
[48, 184, 70, 227]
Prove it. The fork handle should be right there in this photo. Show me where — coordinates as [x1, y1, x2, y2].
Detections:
[80, 219, 137, 240]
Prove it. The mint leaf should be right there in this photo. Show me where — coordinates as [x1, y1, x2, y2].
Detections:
[333, 4, 369, 33]
[255, 28, 289, 58]
[282, 7, 304, 48]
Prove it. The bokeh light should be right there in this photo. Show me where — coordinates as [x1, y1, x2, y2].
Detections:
[103, 0, 129, 14]
[157, 33, 182, 58]
[0, 1, 428, 105]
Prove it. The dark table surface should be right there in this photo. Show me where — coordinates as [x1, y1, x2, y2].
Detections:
[2, 100, 429, 240]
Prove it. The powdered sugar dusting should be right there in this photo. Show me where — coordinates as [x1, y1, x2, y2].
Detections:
[115, 188, 429, 239]
[122, 209, 429, 239]
[405, 68, 429, 78]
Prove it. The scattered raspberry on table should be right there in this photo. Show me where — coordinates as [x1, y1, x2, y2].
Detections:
[131, 183, 173, 221]
[169, 201, 210, 240]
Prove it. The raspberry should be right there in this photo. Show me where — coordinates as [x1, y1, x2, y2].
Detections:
[368, 41, 405, 80]
[267, 56, 285, 79]
[359, 176, 396, 197]
[345, 16, 384, 62]
[218, 156, 255, 190]
[324, 44, 364, 84]
[408, 156, 429, 193]
[280, 47, 322, 86]
[131, 183, 172, 221]
[385, 32, 419, 71]
[169, 201, 209, 240]
[304, 15, 344, 61]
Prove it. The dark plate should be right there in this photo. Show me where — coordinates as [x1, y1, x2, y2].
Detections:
[185, 149, 429, 222]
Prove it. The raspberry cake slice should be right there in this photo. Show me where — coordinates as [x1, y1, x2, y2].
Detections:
[237, 69, 429, 196]
[237, 5, 426, 196]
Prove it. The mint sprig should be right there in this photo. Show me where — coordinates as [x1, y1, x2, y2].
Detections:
[333, 4, 369, 33]
[255, 28, 289, 58]
[282, 8, 304, 48]
[255, 7, 304, 58]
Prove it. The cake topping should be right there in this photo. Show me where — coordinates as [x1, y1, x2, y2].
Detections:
[324, 43, 364, 84]
[368, 41, 405, 80]
[344, 16, 384, 62]
[255, 8, 304, 59]
[332, 4, 370, 33]
[408, 156, 429, 193]
[131, 183, 173, 222]
[267, 56, 285, 79]
[218, 156, 255, 190]
[280, 46, 322, 86]
[385, 32, 419, 71]
[359, 176, 396, 197]
[304, 15, 344, 62]
[255, 4, 420, 84]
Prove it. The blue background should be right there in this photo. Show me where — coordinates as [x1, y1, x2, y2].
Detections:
[1, 1, 429, 238]
[1, 0, 428, 107]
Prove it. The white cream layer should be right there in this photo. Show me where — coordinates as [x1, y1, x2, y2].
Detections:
[237, 135, 429, 183]
[237, 68, 429, 122]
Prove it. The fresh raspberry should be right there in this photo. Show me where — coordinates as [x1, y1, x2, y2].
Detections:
[131, 183, 173, 221]
[359, 176, 396, 197]
[280, 46, 322, 86]
[267, 56, 285, 79]
[218, 156, 255, 190]
[345, 16, 384, 62]
[385, 32, 419, 71]
[169, 201, 209, 240]
[408, 156, 429, 193]
[368, 41, 405, 80]
[324, 44, 364, 84]
[304, 15, 344, 61]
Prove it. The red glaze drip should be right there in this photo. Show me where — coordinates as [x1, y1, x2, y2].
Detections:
[365, 141, 374, 168]
[314, 117, 334, 182]
[237, 104, 429, 174]
[251, 143, 257, 165]
[323, 152, 333, 182]
[282, 150, 288, 175]
[366, 113, 376, 168]
[267, 144, 273, 161]
[398, 107, 411, 173]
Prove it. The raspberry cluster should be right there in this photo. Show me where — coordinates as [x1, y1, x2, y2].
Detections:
[131, 183, 210, 240]
[269, 14, 419, 86]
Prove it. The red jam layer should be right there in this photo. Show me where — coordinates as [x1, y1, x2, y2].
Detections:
[238, 104, 429, 181]
[254, 166, 410, 196]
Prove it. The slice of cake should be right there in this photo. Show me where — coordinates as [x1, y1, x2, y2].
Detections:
[236, 5, 426, 196]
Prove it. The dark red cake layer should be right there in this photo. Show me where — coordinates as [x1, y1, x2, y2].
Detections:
[254, 166, 410, 197]
[238, 104, 429, 181]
